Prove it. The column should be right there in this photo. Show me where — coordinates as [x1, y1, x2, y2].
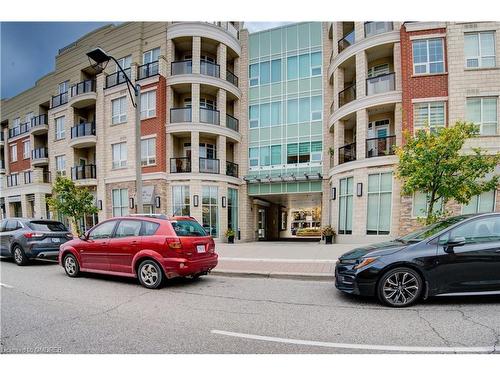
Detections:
[321, 179, 331, 227]
[190, 182, 202, 225]
[20, 194, 29, 218]
[191, 83, 200, 123]
[191, 131, 199, 173]
[217, 43, 227, 80]
[394, 102, 403, 146]
[219, 183, 228, 242]
[333, 120, 344, 166]
[166, 86, 174, 124]
[356, 108, 368, 160]
[166, 133, 174, 173]
[332, 67, 344, 111]
[354, 22, 365, 43]
[166, 39, 175, 76]
[217, 135, 226, 175]
[217, 88, 226, 127]
[4, 129, 10, 174]
[5, 201, 14, 218]
[33, 193, 47, 219]
[355, 50, 367, 100]
[393, 42, 402, 91]
[192, 36, 201, 74]
[333, 22, 343, 56]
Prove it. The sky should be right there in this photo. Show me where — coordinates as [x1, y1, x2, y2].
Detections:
[0, 21, 291, 100]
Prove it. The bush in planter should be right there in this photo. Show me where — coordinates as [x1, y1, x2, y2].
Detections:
[321, 225, 336, 244]
[225, 228, 236, 243]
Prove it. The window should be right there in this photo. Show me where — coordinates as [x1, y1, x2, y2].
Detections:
[258, 146, 270, 166]
[10, 144, 17, 162]
[299, 53, 310, 78]
[299, 97, 310, 122]
[141, 138, 156, 166]
[412, 192, 444, 218]
[249, 147, 259, 167]
[23, 140, 30, 159]
[171, 220, 207, 237]
[55, 116, 65, 140]
[271, 145, 282, 165]
[112, 189, 129, 217]
[114, 220, 142, 238]
[466, 97, 498, 135]
[271, 101, 281, 125]
[271, 59, 281, 83]
[249, 105, 259, 128]
[287, 99, 298, 123]
[228, 188, 238, 231]
[260, 103, 270, 127]
[55, 155, 66, 176]
[112, 142, 127, 169]
[298, 142, 310, 163]
[367, 63, 390, 78]
[413, 102, 446, 132]
[116, 55, 132, 71]
[172, 186, 190, 216]
[367, 173, 392, 235]
[338, 177, 354, 235]
[89, 220, 117, 240]
[448, 216, 500, 244]
[202, 186, 218, 238]
[464, 32, 496, 68]
[287, 56, 298, 80]
[412, 38, 445, 74]
[462, 191, 496, 214]
[249, 63, 259, 86]
[143, 221, 160, 235]
[140, 90, 156, 119]
[260, 61, 270, 85]
[311, 52, 322, 76]
[287, 143, 298, 164]
[142, 47, 160, 64]
[311, 95, 322, 121]
[310, 141, 322, 162]
[199, 143, 216, 159]
[13, 117, 20, 127]
[58, 80, 69, 94]
[25, 112, 34, 124]
[111, 96, 127, 124]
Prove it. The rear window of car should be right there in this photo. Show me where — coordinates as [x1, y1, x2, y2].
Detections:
[27, 221, 67, 232]
[171, 220, 207, 237]
[142, 221, 160, 236]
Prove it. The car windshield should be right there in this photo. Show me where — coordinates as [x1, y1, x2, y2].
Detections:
[171, 220, 207, 237]
[396, 216, 470, 243]
[27, 221, 68, 232]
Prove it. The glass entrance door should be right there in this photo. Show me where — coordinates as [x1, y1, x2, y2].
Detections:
[258, 208, 266, 240]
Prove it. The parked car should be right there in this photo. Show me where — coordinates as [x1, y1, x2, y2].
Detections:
[0, 218, 72, 265]
[59, 215, 218, 289]
[335, 213, 500, 307]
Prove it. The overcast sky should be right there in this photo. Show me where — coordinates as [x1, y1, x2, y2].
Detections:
[0, 21, 291, 99]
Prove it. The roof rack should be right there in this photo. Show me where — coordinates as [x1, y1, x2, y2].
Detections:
[128, 214, 168, 220]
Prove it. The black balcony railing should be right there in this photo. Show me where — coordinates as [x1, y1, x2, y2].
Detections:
[7, 174, 19, 187]
[199, 157, 220, 174]
[24, 171, 33, 184]
[32, 147, 48, 160]
[8, 122, 30, 138]
[366, 72, 395, 96]
[51, 92, 68, 108]
[31, 114, 48, 128]
[338, 84, 356, 107]
[170, 157, 191, 173]
[364, 22, 393, 38]
[226, 114, 239, 132]
[71, 164, 96, 180]
[200, 107, 220, 125]
[200, 60, 220, 78]
[366, 135, 396, 158]
[70, 79, 96, 97]
[226, 161, 238, 177]
[170, 107, 192, 123]
[71, 122, 96, 138]
[138, 61, 159, 80]
[106, 68, 131, 88]
[226, 70, 238, 87]
[338, 30, 355, 53]
[171, 60, 192, 75]
[43, 171, 51, 183]
[338, 143, 356, 164]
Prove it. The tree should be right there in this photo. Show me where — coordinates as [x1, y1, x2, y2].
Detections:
[395, 122, 500, 225]
[47, 176, 98, 236]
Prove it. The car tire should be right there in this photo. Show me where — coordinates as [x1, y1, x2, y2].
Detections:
[137, 260, 164, 289]
[12, 245, 29, 266]
[63, 253, 80, 277]
[377, 267, 423, 308]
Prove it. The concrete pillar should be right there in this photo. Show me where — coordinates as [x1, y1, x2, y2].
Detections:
[166, 133, 174, 173]
[191, 131, 199, 173]
[217, 135, 226, 175]
[166, 39, 175, 76]
[217, 88, 226, 127]
[217, 43, 227, 80]
[166, 86, 174, 124]
[393, 42, 402, 91]
[219, 183, 228, 241]
[192, 36, 201, 74]
[355, 50, 367, 100]
[4, 129, 10, 174]
[354, 22, 365, 42]
[190, 182, 202, 224]
[158, 55, 168, 77]
[333, 22, 343, 56]
[395, 102, 403, 146]
[20, 194, 29, 218]
[333, 67, 344, 111]
[333, 120, 344, 166]
[356, 108, 368, 160]
[352, 169, 368, 237]
[321, 179, 331, 227]
[5, 201, 14, 218]
[191, 83, 200, 123]
[33, 193, 47, 219]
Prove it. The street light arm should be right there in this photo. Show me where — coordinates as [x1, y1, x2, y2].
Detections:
[108, 55, 139, 108]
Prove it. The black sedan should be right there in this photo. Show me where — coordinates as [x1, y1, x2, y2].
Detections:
[335, 213, 500, 307]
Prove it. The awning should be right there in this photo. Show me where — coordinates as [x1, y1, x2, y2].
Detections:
[142, 186, 155, 205]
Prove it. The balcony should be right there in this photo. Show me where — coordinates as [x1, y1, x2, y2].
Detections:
[106, 68, 131, 89]
[170, 157, 191, 173]
[199, 157, 219, 174]
[9, 122, 30, 138]
[366, 72, 395, 96]
[226, 70, 238, 87]
[71, 164, 97, 185]
[170, 107, 192, 123]
[200, 107, 220, 125]
[226, 161, 238, 178]
[69, 122, 97, 148]
[137, 61, 159, 80]
[171, 60, 192, 75]
[31, 147, 49, 166]
[366, 135, 396, 158]
[51, 92, 68, 109]
[338, 143, 356, 164]
[200, 60, 220, 78]
[226, 114, 239, 132]
[364, 22, 393, 38]
[338, 30, 355, 53]
[30, 114, 48, 135]
[69, 80, 96, 108]
[339, 84, 356, 107]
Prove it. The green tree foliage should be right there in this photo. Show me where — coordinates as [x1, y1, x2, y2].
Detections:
[396, 122, 499, 224]
[47, 176, 98, 236]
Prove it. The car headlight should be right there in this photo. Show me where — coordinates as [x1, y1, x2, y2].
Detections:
[354, 257, 378, 270]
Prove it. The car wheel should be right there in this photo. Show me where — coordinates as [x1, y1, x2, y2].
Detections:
[377, 267, 423, 307]
[137, 260, 163, 289]
[63, 254, 80, 277]
[12, 245, 29, 266]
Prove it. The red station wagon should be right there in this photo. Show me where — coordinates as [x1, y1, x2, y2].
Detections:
[59, 215, 218, 288]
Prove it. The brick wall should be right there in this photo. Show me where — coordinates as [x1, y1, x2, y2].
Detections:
[8, 135, 31, 173]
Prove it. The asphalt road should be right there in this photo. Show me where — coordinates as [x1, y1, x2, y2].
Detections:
[1, 258, 499, 354]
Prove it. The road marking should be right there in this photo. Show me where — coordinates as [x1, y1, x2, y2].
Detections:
[218, 257, 337, 263]
[211, 330, 496, 353]
[0, 283, 14, 289]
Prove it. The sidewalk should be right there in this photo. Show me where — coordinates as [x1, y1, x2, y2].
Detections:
[212, 241, 365, 281]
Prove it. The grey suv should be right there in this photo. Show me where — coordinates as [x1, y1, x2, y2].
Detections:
[0, 218, 72, 265]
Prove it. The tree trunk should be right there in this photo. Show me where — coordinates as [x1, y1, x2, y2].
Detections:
[70, 217, 81, 237]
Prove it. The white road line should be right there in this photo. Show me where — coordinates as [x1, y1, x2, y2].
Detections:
[218, 257, 337, 263]
[211, 330, 496, 353]
[0, 282, 14, 289]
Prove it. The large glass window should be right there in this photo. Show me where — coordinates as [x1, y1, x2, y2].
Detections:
[412, 192, 444, 218]
[260, 61, 270, 84]
[142, 47, 160, 64]
[202, 186, 218, 237]
[413, 102, 446, 132]
[114, 220, 142, 238]
[249, 105, 259, 128]
[287, 56, 298, 80]
[462, 190, 496, 214]
[311, 95, 322, 121]
[260, 103, 270, 127]
[112, 142, 127, 169]
[249, 147, 259, 167]
[260, 146, 270, 166]
[116, 55, 132, 71]
[464, 32, 496, 68]
[310, 141, 322, 162]
[140, 90, 156, 119]
[287, 99, 298, 124]
[287, 143, 298, 164]
[338, 177, 354, 235]
[311, 52, 322, 76]
[271, 59, 281, 83]
[466, 97, 498, 135]
[271, 145, 282, 165]
[55, 116, 65, 140]
[112, 189, 129, 217]
[249, 63, 259, 86]
[55, 155, 66, 176]
[412, 38, 445, 74]
[298, 142, 310, 163]
[23, 140, 30, 159]
[112, 96, 127, 125]
[228, 188, 238, 231]
[172, 185, 190, 216]
[299, 53, 310, 78]
[10, 144, 17, 162]
[367, 173, 392, 235]
[141, 138, 156, 166]
[271, 101, 281, 125]
[58, 80, 69, 95]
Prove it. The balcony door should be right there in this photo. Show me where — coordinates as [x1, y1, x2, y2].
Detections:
[368, 119, 389, 156]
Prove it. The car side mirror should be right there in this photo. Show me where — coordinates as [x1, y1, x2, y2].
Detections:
[444, 236, 466, 253]
[79, 233, 88, 241]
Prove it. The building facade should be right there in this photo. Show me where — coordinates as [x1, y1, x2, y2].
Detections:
[1, 21, 499, 243]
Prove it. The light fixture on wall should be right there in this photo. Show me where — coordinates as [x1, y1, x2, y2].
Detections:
[193, 195, 199, 207]
[155, 196, 161, 208]
[357, 183, 363, 197]
[129, 197, 135, 209]
[222, 196, 227, 208]
[97, 200, 103, 210]
[331, 187, 336, 200]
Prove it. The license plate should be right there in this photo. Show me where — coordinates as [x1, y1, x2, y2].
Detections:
[196, 245, 206, 253]
[51, 238, 60, 243]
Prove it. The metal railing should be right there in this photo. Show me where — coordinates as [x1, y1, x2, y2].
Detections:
[226, 70, 238, 86]
[71, 164, 96, 180]
[200, 107, 220, 125]
[338, 30, 355, 53]
[70, 79, 95, 97]
[31, 114, 48, 128]
[51, 92, 68, 108]
[9, 122, 30, 138]
[199, 157, 220, 174]
[24, 171, 33, 184]
[170, 107, 192, 123]
[366, 72, 395, 96]
[226, 161, 238, 177]
[171, 60, 192, 75]
[71, 122, 96, 138]
[338, 84, 356, 107]
[32, 147, 48, 160]
[226, 114, 239, 131]
[106, 67, 131, 88]
[366, 135, 396, 158]
[364, 22, 393, 38]
[338, 143, 356, 164]
[170, 157, 191, 173]
[137, 61, 159, 80]
[200, 60, 220, 78]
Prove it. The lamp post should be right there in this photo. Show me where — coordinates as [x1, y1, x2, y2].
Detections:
[87, 47, 143, 214]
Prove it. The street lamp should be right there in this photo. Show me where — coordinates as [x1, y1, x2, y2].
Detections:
[87, 47, 143, 214]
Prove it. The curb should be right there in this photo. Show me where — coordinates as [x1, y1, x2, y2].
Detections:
[211, 269, 334, 281]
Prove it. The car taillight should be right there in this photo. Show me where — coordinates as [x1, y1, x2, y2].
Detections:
[166, 238, 182, 250]
[24, 232, 44, 239]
